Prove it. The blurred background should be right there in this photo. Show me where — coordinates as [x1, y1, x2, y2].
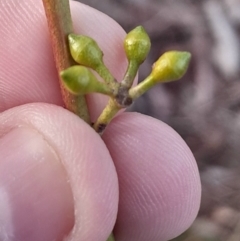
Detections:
[77, 1, 240, 240]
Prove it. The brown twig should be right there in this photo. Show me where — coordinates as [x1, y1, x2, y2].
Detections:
[42, 0, 90, 123]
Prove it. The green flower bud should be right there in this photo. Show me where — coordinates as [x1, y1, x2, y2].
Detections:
[68, 34, 115, 86]
[68, 34, 104, 70]
[151, 51, 191, 82]
[124, 26, 151, 64]
[60, 65, 112, 96]
[129, 51, 191, 100]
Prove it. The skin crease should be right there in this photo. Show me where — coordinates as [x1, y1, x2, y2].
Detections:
[0, 0, 201, 241]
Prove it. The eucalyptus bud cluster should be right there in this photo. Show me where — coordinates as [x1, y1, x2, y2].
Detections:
[60, 26, 191, 107]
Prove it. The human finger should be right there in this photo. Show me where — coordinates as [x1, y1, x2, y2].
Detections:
[0, 103, 118, 241]
[0, 0, 131, 121]
[103, 113, 201, 241]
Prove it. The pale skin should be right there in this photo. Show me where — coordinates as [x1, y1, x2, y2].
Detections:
[0, 1, 201, 241]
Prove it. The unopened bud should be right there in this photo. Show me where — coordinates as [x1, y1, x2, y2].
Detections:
[124, 26, 151, 64]
[60, 65, 112, 95]
[68, 34, 104, 70]
[151, 51, 191, 82]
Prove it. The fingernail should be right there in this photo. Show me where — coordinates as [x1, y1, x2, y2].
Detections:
[0, 127, 74, 241]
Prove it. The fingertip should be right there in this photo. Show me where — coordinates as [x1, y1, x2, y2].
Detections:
[0, 0, 134, 120]
[0, 103, 119, 241]
[103, 112, 201, 241]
